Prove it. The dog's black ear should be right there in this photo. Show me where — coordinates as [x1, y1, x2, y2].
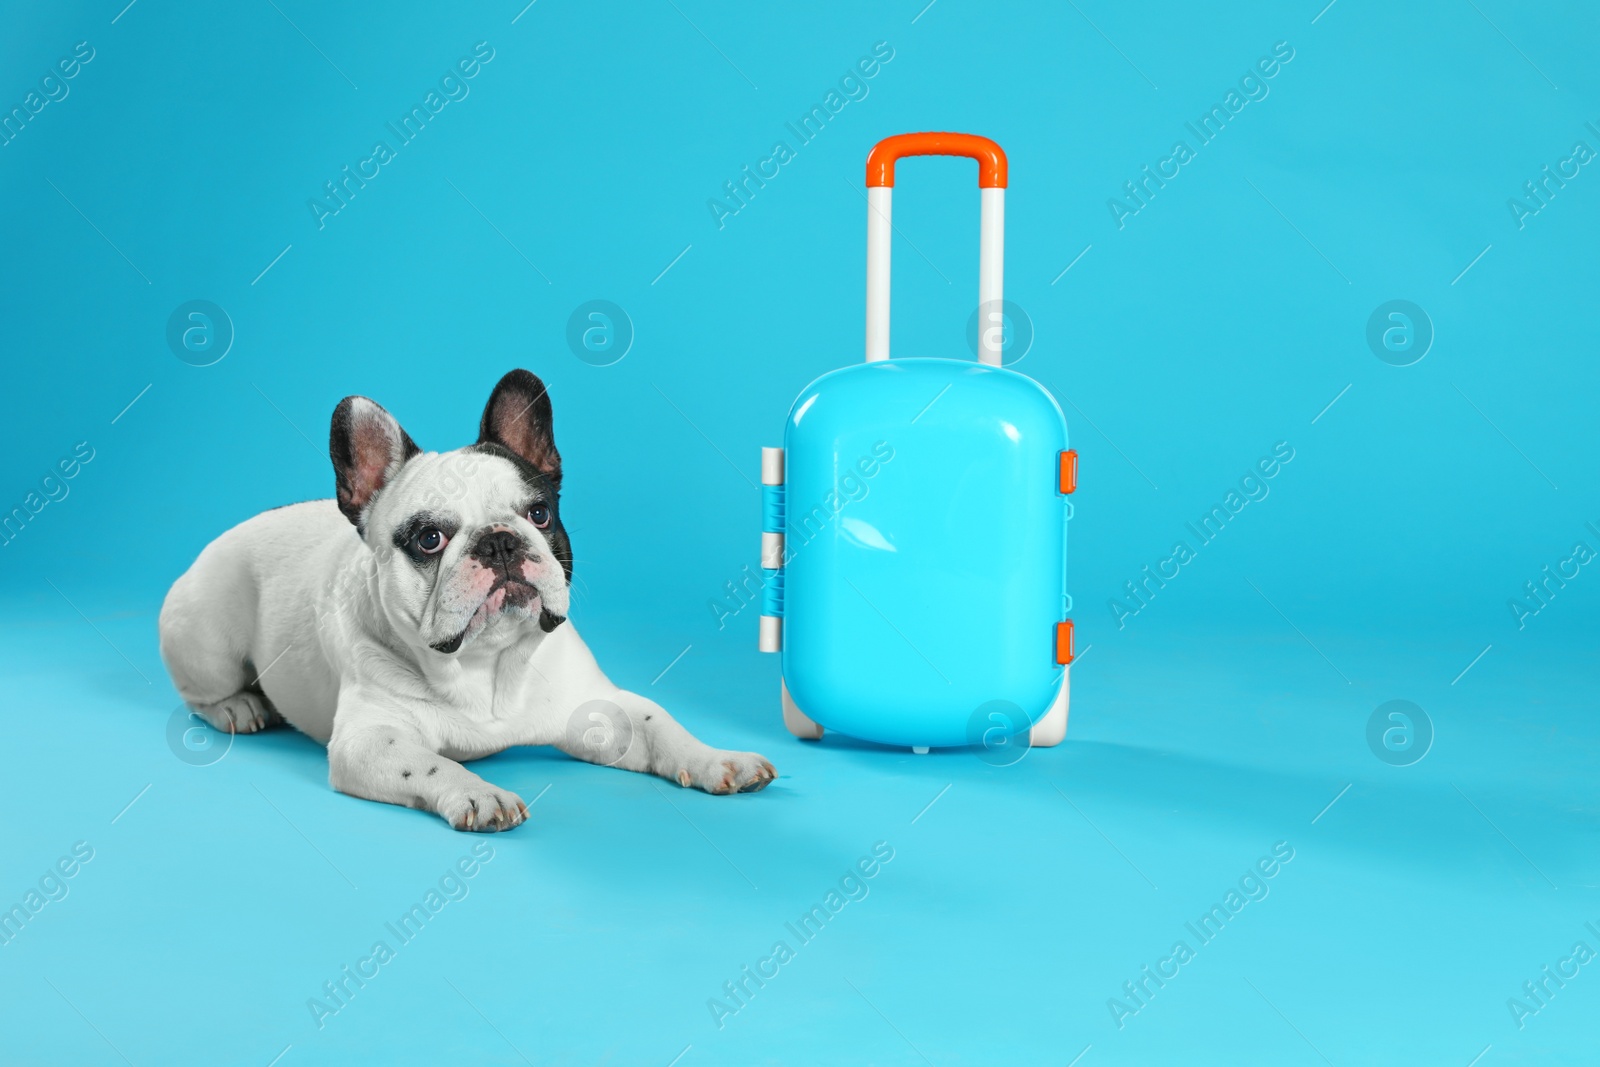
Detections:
[329, 396, 420, 528]
[478, 369, 561, 491]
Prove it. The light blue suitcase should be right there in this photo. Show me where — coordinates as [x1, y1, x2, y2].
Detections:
[758, 133, 1076, 755]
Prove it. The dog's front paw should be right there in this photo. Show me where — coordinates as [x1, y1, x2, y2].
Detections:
[437, 784, 528, 832]
[676, 751, 777, 795]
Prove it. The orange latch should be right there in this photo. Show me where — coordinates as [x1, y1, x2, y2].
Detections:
[1055, 620, 1075, 665]
[1059, 450, 1078, 494]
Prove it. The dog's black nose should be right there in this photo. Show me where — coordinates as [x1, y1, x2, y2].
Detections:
[472, 530, 520, 567]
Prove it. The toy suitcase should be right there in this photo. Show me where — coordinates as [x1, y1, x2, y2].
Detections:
[758, 132, 1076, 754]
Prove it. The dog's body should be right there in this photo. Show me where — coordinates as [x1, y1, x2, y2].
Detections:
[159, 371, 774, 831]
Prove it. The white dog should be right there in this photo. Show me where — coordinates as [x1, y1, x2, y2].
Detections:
[159, 370, 776, 831]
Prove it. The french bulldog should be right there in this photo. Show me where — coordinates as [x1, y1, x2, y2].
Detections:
[158, 369, 776, 831]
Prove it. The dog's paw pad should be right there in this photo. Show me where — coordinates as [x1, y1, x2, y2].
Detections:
[687, 752, 776, 795]
[738, 759, 778, 793]
[194, 691, 279, 735]
[438, 786, 527, 833]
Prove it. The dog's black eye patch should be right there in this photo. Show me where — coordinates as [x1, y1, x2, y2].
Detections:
[393, 513, 459, 565]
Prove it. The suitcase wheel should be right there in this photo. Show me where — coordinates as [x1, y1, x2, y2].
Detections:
[1028, 669, 1071, 748]
[780, 679, 824, 740]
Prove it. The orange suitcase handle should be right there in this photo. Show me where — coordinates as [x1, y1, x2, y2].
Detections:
[866, 132, 1008, 188]
[863, 132, 1008, 364]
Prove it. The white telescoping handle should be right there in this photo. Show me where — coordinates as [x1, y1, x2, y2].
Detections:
[864, 132, 1008, 366]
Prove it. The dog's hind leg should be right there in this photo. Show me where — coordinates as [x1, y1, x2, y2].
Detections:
[166, 640, 284, 735]
[159, 556, 284, 735]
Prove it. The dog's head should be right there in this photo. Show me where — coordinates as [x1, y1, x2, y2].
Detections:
[328, 369, 572, 656]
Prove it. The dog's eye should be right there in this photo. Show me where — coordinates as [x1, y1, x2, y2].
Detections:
[416, 527, 448, 554]
[527, 504, 551, 529]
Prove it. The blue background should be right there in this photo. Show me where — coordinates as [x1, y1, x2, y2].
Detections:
[2, 0, 1597, 1064]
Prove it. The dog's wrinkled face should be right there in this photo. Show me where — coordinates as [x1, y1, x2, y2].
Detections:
[328, 369, 572, 657]
[371, 447, 571, 653]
